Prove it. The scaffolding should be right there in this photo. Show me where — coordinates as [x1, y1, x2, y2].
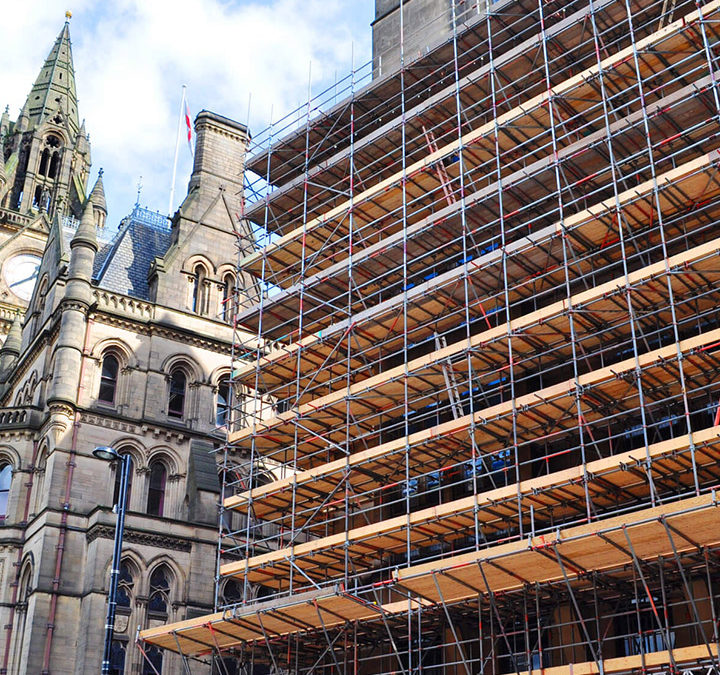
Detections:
[141, 0, 720, 672]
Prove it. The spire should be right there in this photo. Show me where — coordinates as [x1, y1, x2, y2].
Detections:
[89, 169, 107, 229]
[89, 169, 107, 214]
[23, 17, 80, 136]
[16, 101, 30, 133]
[71, 198, 98, 252]
[0, 105, 9, 135]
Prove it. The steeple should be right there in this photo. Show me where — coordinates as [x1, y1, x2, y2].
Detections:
[23, 17, 79, 137]
[88, 169, 107, 229]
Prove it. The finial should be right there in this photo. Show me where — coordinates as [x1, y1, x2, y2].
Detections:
[136, 176, 143, 207]
[65, 10, 72, 20]
[98, 167, 104, 177]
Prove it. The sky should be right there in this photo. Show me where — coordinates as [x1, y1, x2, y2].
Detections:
[0, 0, 374, 230]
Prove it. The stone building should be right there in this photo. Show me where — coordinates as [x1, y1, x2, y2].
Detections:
[0, 18, 257, 675]
[0, 17, 92, 343]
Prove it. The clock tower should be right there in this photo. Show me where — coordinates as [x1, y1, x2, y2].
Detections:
[0, 15, 92, 344]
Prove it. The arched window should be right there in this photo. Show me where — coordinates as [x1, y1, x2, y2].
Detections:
[111, 454, 133, 509]
[48, 151, 60, 179]
[168, 369, 186, 419]
[0, 463, 12, 522]
[142, 646, 163, 675]
[148, 566, 171, 614]
[222, 578, 243, 606]
[191, 264, 207, 315]
[38, 148, 50, 176]
[116, 561, 135, 608]
[216, 377, 231, 427]
[109, 641, 126, 675]
[99, 354, 119, 404]
[147, 461, 167, 516]
[10, 563, 32, 672]
[221, 272, 235, 322]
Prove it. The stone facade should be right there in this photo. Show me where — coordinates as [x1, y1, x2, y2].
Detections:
[0, 19, 92, 343]
[372, 0, 484, 77]
[0, 20, 258, 675]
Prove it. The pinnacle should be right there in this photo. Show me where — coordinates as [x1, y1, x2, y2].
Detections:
[71, 198, 98, 251]
[1, 313, 23, 356]
[89, 169, 107, 214]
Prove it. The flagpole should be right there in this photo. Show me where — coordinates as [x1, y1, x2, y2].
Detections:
[168, 84, 186, 216]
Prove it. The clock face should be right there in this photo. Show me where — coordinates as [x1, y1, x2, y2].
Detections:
[3, 253, 42, 302]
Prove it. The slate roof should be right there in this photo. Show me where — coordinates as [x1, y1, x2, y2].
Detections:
[92, 206, 172, 299]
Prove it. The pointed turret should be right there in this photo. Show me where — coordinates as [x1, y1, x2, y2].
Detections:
[16, 102, 30, 133]
[71, 197, 98, 253]
[88, 169, 107, 229]
[0, 313, 23, 382]
[0, 105, 9, 135]
[76, 119, 89, 156]
[23, 18, 80, 136]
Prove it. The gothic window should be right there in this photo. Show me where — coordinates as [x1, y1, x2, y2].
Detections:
[99, 354, 119, 404]
[109, 641, 126, 675]
[221, 272, 235, 322]
[111, 454, 133, 509]
[141, 646, 163, 675]
[10, 562, 32, 671]
[191, 264, 208, 315]
[38, 148, 50, 176]
[48, 151, 60, 179]
[222, 578, 243, 606]
[146, 461, 167, 516]
[148, 566, 171, 614]
[116, 561, 135, 608]
[0, 463, 12, 522]
[216, 377, 231, 427]
[167, 370, 186, 419]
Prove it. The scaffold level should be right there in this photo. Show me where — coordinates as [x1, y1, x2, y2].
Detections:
[141, 0, 720, 672]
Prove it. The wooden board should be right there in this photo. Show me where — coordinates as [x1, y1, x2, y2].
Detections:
[239, 2, 720, 287]
[139, 590, 429, 656]
[243, 0, 636, 231]
[232, 233, 720, 409]
[395, 493, 720, 601]
[228, 322, 720, 461]
[221, 427, 720, 586]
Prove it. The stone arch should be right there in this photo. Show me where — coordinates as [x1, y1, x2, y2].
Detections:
[109, 438, 146, 470]
[145, 555, 185, 602]
[0, 444, 21, 470]
[182, 254, 214, 277]
[145, 446, 180, 476]
[90, 337, 136, 368]
[161, 353, 204, 383]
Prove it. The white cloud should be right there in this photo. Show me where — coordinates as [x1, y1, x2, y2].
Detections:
[0, 0, 372, 226]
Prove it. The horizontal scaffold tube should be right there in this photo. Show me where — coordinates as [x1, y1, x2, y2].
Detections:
[220, 426, 720, 586]
[239, 0, 720, 285]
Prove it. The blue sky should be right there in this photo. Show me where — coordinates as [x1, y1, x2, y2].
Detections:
[0, 0, 374, 229]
